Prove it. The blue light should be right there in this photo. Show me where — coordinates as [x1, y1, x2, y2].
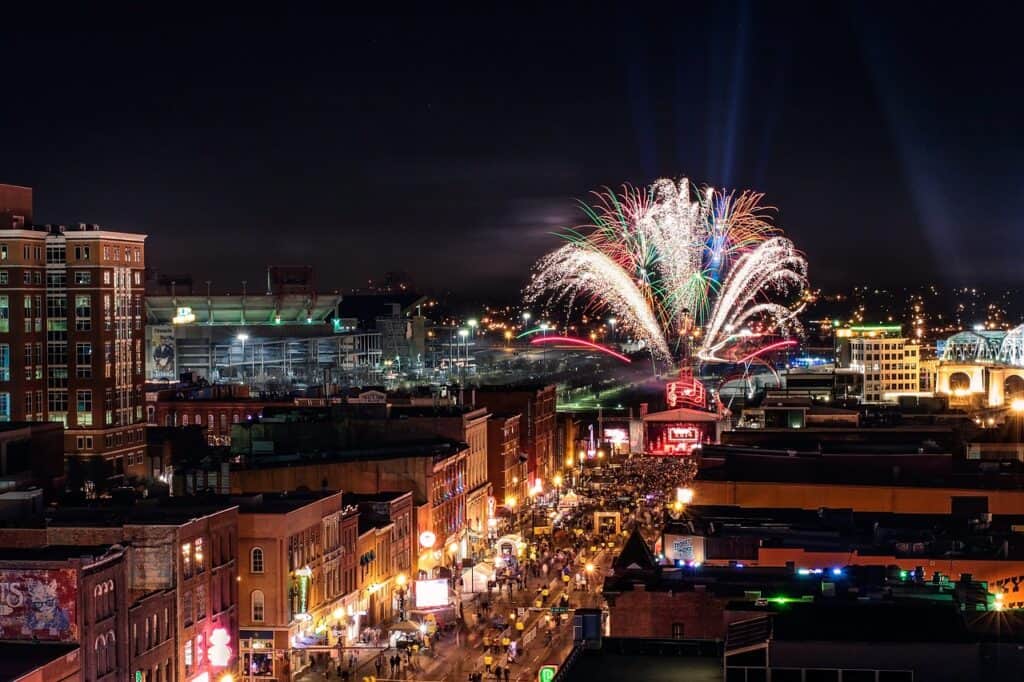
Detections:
[735, 563, 745, 569]
[832, 568, 843, 576]
[797, 568, 810, 576]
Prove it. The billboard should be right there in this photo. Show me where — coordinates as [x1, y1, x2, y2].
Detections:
[414, 579, 449, 609]
[664, 534, 705, 565]
[0, 569, 78, 641]
[148, 325, 176, 380]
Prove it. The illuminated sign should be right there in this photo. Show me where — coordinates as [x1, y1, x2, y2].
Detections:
[419, 531, 436, 549]
[664, 534, 706, 564]
[414, 579, 449, 609]
[207, 627, 232, 667]
[604, 428, 628, 445]
[539, 665, 558, 682]
[666, 370, 706, 409]
[648, 425, 701, 456]
[172, 306, 196, 325]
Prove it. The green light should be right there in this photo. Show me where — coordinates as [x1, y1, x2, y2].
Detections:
[899, 570, 909, 580]
[516, 326, 545, 339]
[849, 324, 902, 332]
[538, 665, 558, 682]
[767, 596, 794, 604]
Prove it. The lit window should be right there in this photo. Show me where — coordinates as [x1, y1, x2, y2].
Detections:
[251, 590, 265, 622]
[251, 547, 264, 573]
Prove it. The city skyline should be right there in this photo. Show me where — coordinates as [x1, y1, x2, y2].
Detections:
[3, 6, 1024, 295]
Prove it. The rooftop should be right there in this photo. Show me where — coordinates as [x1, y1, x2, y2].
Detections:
[0, 642, 79, 681]
[342, 491, 410, 504]
[665, 505, 1024, 560]
[0, 544, 122, 563]
[16, 496, 239, 529]
[235, 438, 467, 469]
[234, 491, 341, 515]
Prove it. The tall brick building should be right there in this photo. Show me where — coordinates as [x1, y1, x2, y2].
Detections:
[0, 184, 147, 476]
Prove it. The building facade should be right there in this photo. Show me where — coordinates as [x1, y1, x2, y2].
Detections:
[486, 413, 525, 518]
[837, 325, 921, 403]
[477, 385, 557, 486]
[0, 185, 147, 475]
[237, 492, 351, 680]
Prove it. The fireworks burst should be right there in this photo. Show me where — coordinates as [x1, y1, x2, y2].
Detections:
[525, 177, 808, 365]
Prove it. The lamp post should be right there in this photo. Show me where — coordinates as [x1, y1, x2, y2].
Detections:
[237, 332, 249, 383]
[553, 473, 563, 505]
[395, 573, 408, 620]
[522, 311, 531, 328]
[505, 495, 518, 537]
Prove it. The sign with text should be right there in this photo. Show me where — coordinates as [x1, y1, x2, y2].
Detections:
[0, 569, 78, 641]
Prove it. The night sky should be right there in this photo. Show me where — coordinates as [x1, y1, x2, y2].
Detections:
[2, 5, 1021, 297]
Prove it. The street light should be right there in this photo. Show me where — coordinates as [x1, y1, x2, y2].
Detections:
[676, 487, 694, 505]
[1012, 398, 1024, 413]
[553, 473, 563, 504]
[522, 312, 531, 324]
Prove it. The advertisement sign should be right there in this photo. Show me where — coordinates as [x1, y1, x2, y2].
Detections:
[663, 534, 705, 564]
[148, 325, 176, 380]
[0, 569, 78, 641]
[414, 579, 449, 609]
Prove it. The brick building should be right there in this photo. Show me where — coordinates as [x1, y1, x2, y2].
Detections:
[486, 412, 525, 518]
[0, 184, 147, 477]
[237, 491, 349, 681]
[146, 382, 293, 446]
[0, 497, 239, 682]
[477, 385, 557, 486]
[0, 544, 130, 682]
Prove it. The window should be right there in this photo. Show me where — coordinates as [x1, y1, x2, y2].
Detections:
[23, 271, 30, 285]
[76, 343, 92, 378]
[182, 591, 193, 626]
[75, 271, 91, 285]
[75, 295, 91, 331]
[0, 345, 8, 382]
[103, 271, 111, 285]
[0, 295, 8, 332]
[76, 390, 92, 426]
[195, 538, 205, 573]
[0, 271, 6, 286]
[251, 590, 265, 622]
[45, 245, 65, 264]
[134, 271, 141, 285]
[182, 414, 190, 426]
[195, 585, 206, 620]
[0, 393, 9, 423]
[250, 547, 265, 573]
[75, 245, 90, 261]
[184, 640, 193, 676]
[33, 271, 40, 285]
[0, 245, 5, 261]
[182, 543, 192, 578]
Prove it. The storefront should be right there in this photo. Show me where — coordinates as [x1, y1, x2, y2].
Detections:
[240, 629, 288, 681]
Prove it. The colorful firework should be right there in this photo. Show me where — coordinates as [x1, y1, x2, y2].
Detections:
[525, 177, 807, 365]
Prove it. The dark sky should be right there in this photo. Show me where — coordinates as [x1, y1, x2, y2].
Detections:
[2, 4, 1022, 296]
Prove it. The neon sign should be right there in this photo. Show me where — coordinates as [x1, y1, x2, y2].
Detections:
[207, 627, 232, 668]
[666, 369, 706, 409]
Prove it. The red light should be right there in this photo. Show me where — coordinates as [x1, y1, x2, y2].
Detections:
[529, 336, 631, 363]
